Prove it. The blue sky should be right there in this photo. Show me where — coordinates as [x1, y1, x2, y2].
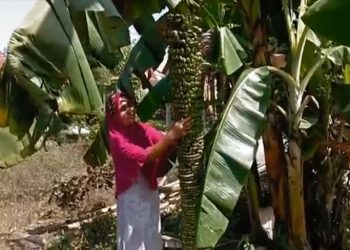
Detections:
[0, 0, 166, 51]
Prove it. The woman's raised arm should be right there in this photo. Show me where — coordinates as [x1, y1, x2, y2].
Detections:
[146, 117, 191, 162]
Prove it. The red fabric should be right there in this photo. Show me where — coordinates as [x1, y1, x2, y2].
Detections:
[141, 125, 175, 180]
[106, 91, 172, 197]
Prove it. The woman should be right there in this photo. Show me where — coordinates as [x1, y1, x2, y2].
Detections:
[106, 90, 191, 250]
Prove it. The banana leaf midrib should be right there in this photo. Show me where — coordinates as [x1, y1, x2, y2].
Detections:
[196, 67, 272, 248]
[202, 69, 263, 180]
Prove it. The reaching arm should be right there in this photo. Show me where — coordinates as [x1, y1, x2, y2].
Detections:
[112, 117, 192, 167]
[146, 132, 176, 162]
[146, 117, 192, 161]
[113, 131, 175, 167]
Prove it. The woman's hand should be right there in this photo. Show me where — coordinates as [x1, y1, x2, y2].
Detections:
[169, 117, 192, 140]
[146, 117, 192, 162]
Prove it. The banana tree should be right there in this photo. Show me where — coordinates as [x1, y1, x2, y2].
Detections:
[85, 1, 350, 249]
[255, 0, 350, 248]
[102, 1, 340, 249]
[3, 0, 350, 249]
[268, 0, 350, 247]
[193, 0, 350, 248]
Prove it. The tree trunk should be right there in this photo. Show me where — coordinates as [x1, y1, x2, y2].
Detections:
[263, 119, 288, 237]
[166, 10, 204, 249]
[287, 138, 309, 249]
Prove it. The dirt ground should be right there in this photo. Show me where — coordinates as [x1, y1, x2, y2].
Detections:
[0, 138, 241, 249]
[0, 141, 115, 249]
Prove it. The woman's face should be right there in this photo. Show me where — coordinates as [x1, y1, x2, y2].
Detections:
[118, 96, 136, 126]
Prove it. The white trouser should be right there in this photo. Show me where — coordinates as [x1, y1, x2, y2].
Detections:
[117, 175, 162, 250]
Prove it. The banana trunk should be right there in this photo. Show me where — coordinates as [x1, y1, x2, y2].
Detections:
[263, 119, 288, 231]
[287, 139, 309, 249]
[166, 11, 204, 249]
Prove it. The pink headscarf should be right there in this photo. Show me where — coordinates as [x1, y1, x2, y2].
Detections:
[106, 91, 170, 196]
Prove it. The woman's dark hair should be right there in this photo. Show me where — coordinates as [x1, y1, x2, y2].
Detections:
[106, 91, 117, 115]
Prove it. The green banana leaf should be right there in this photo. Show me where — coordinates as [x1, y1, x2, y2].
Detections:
[131, 27, 246, 122]
[0, 74, 64, 168]
[133, 14, 167, 63]
[0, 109, 64, 168]
[119, 14, 167, 97]
[195, 67, 271, 248]
[137, 75, 170, 122]
[69, 1, 131, 86]
[0, 127, 31, 168]
[112, 0, 166, 24]
[323, 46, 350, 66]
[5, 0, 103, 114]
[302, 0, 350, 47]
[0, 73, 35, 168]
[68, 0, 123, 17]
[0, 68, 65, 168]
[0, 0, 119, 167]
[217, 27, 246, 75]
[84, 119, 109, 167]
[344, 64, 350, 84]
[317, 46, 350, 125]
[70, 9, 130, 69]
[331, 83, 350, 122]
